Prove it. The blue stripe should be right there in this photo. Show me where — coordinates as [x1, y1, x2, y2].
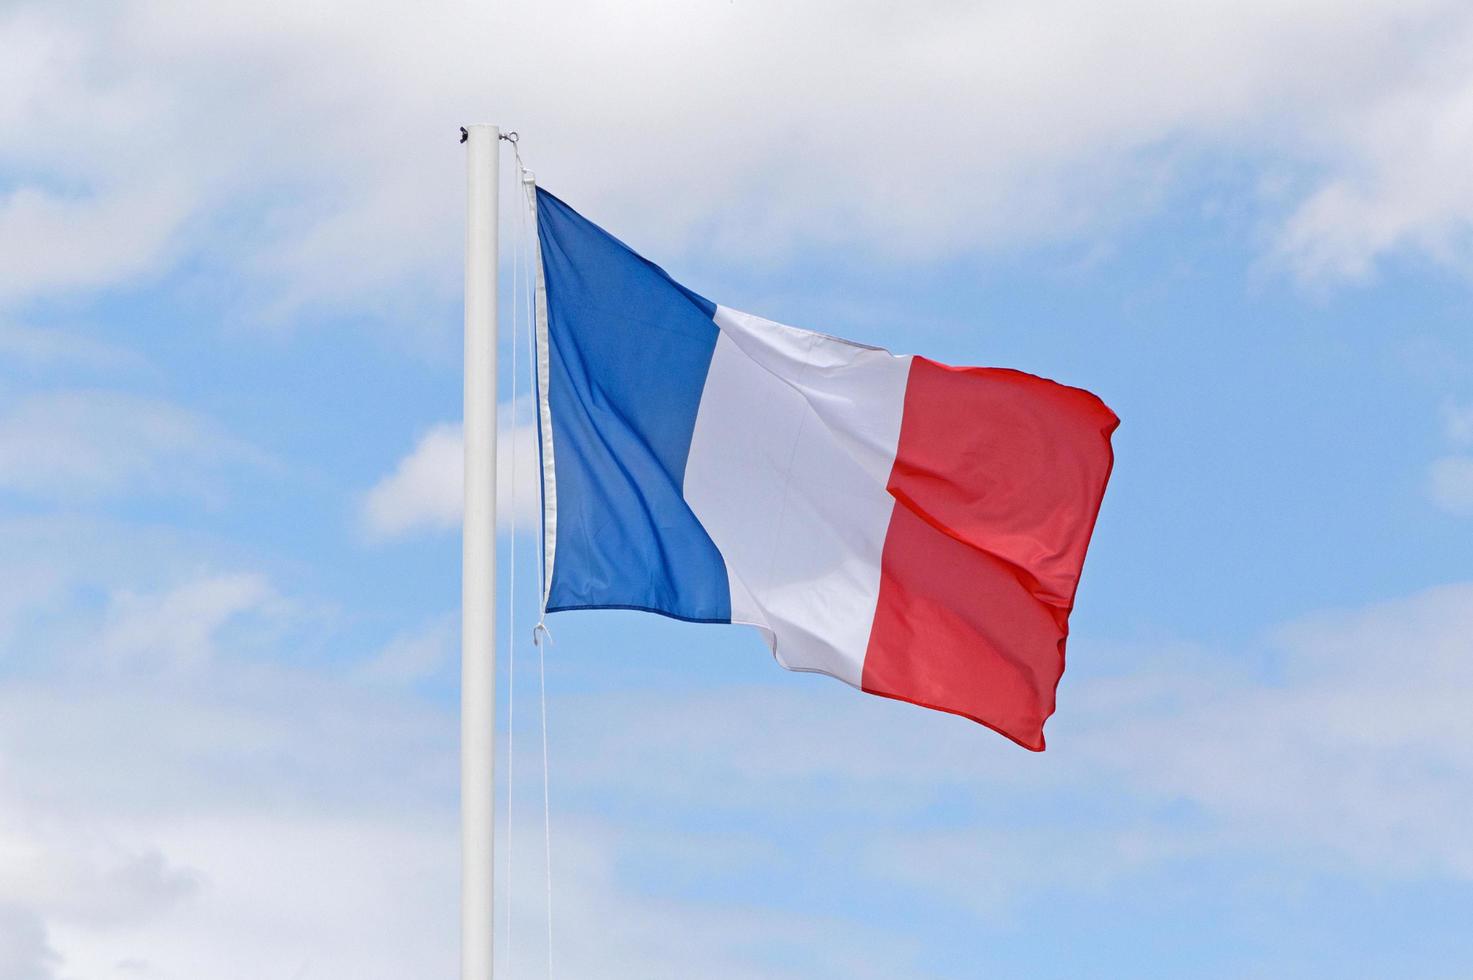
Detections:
[536, 188, 732, 622]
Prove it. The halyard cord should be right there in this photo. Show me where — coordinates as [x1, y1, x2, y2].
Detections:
[534, 618, 554, 980]
[511, 141, 556, 980]
[526, 167, 555, 980]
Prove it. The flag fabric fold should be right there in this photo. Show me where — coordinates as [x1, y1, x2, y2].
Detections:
[532, 187, 1117, 750]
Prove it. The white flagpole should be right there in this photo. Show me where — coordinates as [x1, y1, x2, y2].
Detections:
[462, 122, 499, 980]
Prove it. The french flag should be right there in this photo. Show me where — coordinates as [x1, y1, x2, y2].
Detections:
[532, 189, 1118, 750]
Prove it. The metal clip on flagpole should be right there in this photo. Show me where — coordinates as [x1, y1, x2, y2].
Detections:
[462, 122, 499, 980]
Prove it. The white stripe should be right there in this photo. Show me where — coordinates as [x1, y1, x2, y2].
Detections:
[684, 305, 910, 687]
[527, 179, 558, 608]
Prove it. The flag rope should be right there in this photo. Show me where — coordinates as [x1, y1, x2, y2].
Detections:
[501, 128, 522, 977]
[508, 134, 556, 979]
[523, 163, 557, 980]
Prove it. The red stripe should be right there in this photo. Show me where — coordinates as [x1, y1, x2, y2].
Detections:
[861, 357, 1118, 750]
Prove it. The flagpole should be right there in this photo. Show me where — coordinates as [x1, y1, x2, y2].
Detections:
[462, 122, 499, 980]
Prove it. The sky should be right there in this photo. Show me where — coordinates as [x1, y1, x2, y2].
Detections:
[3, 0, 1473, 977]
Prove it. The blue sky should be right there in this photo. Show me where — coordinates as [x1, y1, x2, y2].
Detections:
[3, 1, 1473, 977]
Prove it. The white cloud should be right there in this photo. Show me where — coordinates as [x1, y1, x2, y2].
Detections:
[0, 524, 907, 979]
[1274, 63, 1473, 283]
[356, 616, 455, 686]
[0, 390, 264, 502]
[0, 183, 189, 303]
[0, 905, 57, 980]
[862, 823, 1214, 922]
[0, 831, 198, 935]
[361, 414, 540, 539]
[41, 815, 459, 980]
[1441, 399, 1473, 446]
[0, 322, 143, 372]
[1427, 400, 1473, 515]
[5, 0, 1473, 319]
[1077, 583, 1473, 877]
[554, 581, 1473, 888]
[360, 422, 462, 537]
[96, 573, 280, 674]
[1429, 455, 1473, 515]
[0, 535, 465, 978]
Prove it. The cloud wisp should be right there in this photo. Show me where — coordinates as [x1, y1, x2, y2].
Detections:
[0, 389, 266, 504]
[361, 415, 540, 540]
[556, 581, 1473, 890]
[1428, 400, 1473, 516]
